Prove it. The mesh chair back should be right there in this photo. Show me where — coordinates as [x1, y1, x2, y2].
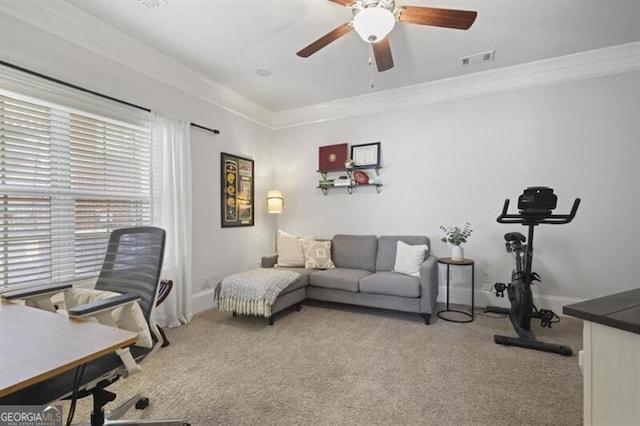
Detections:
[95, 227, 166, 323]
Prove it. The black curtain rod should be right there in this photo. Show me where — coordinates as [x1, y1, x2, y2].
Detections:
[0, 60, 220, 135]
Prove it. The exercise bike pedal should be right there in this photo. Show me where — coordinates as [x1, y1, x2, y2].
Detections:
[493, 282, 507, 297]
[539, 309, 556, 328]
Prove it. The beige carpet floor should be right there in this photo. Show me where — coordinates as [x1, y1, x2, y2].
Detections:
[65, 302, 583, 425]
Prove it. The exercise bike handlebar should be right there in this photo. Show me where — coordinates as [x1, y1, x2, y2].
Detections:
[497, 198, 581, 225]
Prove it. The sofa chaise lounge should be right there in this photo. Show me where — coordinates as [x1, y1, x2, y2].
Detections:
[260, 234, 438, 324]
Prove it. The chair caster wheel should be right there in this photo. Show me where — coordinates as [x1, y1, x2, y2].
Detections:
[135, 397, 149, 410]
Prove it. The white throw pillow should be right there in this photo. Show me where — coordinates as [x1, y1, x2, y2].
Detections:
[276, 230, 310, 267]
[64, 288, 153, 348]
[393, 240, 428, 277]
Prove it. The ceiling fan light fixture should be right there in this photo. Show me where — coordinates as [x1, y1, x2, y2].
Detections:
[352, 6, 396, 43]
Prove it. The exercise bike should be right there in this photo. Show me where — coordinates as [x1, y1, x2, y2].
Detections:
[486, 187, 580, 356]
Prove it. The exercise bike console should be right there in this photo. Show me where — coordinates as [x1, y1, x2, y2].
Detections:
[487, 187, 580, 357]
[518, 186, 557, 212]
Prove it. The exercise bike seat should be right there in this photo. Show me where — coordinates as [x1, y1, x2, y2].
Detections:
[504, 232, 526, 243]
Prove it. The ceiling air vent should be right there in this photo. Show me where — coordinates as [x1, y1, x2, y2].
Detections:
[461, 50, 495, 66]
[137, 0, 167, 9]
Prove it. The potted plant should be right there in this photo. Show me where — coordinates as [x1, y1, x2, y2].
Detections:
[440, 223, 472, 260]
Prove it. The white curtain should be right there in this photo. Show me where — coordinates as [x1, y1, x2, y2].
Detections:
[151, 111, 193, 327]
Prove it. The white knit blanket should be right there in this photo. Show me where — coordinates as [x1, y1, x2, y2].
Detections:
[216, 268, 300, 317]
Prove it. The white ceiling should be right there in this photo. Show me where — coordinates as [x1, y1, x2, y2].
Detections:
[53, 0, 640, 112]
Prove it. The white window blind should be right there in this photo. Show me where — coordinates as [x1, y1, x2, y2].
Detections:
[0, 91, 151, 289]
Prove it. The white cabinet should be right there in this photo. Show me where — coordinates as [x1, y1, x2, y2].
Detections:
[581, 321, 640, 425]
[565, 289, 640, 426]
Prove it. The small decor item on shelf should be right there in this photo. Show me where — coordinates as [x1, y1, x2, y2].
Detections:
[333, 176, 350, 187]
[353, 170, 369, 185]
[440, 223, 472, 261]
[344, 158, 354, 169]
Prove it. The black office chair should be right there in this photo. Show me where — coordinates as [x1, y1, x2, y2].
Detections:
[0, 227, 189, 426]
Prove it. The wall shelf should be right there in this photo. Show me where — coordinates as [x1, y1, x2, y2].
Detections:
[317, 166, 382, 181]
[318, 183, 383, 195]
[317, 165, 383, 195]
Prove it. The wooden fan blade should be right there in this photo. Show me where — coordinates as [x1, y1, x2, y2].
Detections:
[297, 23, 353, 58]
[328, 0, 353, 6]
[372, 37, 394, 72]
[398, 6, 477, 30]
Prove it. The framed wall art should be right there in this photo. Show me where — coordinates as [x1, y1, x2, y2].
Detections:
[221, 152, 254, 228]
[318, 143, 348, 171]
[351, 142, 381, 168]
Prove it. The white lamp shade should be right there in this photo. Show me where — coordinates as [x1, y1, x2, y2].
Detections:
[352, 7, 396, 43]
[267, 190, 284, 214]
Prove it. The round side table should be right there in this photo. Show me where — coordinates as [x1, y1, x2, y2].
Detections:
[437, 257, 475, 323]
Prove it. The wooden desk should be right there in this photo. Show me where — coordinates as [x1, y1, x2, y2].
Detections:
[0, 301, 138, 398]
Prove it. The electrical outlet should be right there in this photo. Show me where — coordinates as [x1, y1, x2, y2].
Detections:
[200, 276, 215, 290]
[481, 271, 491, 284]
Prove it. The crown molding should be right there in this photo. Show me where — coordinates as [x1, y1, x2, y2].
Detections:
[272, 41, 640, 129]
[0, 0, 274, 128]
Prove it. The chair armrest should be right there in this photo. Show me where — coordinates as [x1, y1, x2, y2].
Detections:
[261, 254, 278, 268]
[1, 283, 72, 311]
[1, 283, 72, 300]
[68, 293, 140, 318]
[69, 293, 147, 377]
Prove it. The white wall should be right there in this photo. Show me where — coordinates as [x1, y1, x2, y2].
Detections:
[3, 10, 639, 315]
[190, 115, 273, 312]
[0, 12, 274, 312]
[273, 71, 640, 309]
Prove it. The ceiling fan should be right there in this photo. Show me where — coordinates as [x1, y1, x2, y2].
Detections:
[296, 0, 477, 72]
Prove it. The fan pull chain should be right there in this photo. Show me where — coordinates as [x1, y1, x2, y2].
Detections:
[368, 44, 375, 89]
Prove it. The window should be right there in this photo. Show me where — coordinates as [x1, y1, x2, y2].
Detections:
[0, 91, 151, 289]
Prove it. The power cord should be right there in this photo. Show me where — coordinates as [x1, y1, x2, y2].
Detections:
[66, 364, 86, 426]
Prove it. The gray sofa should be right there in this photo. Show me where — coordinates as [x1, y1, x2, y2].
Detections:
[261, 234, 438, 324]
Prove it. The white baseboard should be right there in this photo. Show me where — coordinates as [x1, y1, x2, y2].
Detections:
[192, 288, 216, 314]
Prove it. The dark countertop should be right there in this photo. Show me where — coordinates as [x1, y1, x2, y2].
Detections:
[563, 288, 640, 335]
